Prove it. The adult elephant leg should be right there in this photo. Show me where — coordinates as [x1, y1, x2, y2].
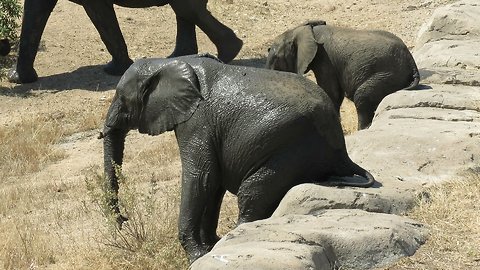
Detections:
[8, 0, 58, 84]
[82, 0, 133, 75]
[170, 0, 242, 63]
[168, 16, 198, 58]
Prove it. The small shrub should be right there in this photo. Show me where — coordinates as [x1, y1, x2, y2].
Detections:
[84, 167, 189, 269]
[0, 0, 21, 40]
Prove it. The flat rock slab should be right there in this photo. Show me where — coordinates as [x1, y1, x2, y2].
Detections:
[272, 183, 416, 217]
[191, 209, 428, 270]
[347, 84, 480, 187]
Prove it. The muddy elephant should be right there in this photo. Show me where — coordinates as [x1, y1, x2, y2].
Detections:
[100, 54, 375, 262]
[8, 0, 242, 84]
[266, 21, 420, 130]
[0, 39, 11, 56]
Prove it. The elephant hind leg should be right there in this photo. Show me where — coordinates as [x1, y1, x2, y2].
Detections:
[237, 166, 292, 224]
[170, 1, 242, 63]
[168, 16, 198, 58]
[353, 73, 399, 130]
[82, 1, 133, 75]
[236, 143, 316, 224]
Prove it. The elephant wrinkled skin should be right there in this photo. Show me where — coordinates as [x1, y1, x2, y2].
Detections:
[100, 54, 375, 263]
[266, 21, 420, 130]
[8, 0, 242, 84]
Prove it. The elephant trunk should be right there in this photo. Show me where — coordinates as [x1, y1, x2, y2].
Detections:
[102, 128, 129, 224]
[100, 95, 130, 225]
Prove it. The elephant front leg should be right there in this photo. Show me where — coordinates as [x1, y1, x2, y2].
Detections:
[199, 186, 225, 250]
[82, 0, 133, 76]
[168, 16, 198, 58]
[177, 164, 222, 263]
[8, 0, 58, 84]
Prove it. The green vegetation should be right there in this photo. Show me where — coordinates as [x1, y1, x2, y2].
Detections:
[0, 0, 21, 40]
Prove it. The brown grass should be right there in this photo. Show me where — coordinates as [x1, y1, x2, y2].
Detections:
[0, 115, 66, 177]
[385, 171, 480, 270]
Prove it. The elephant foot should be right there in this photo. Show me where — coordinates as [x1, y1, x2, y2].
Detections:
[7, 67, 39, 84]
[216, 36, 243, 63]
[103, 58, 134, 76]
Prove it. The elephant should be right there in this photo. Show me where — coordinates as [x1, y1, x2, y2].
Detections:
[0, 39, 11, 56]
[266, 21, 420, 130]
[7, 0, 242, 84]
[99, 54, 375, 262]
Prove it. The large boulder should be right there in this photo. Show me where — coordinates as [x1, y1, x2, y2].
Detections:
[347, 84, 480, 186]
[414, 0, 480, 85]
[191, 210, 428, 270]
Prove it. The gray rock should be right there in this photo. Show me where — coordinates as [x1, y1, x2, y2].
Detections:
[414, 0, 480, 85]
[272, 183, 415, 217]
[347, 84, 480, 186]
[191, 210, 428, 270]
[415, 0, 480, 47]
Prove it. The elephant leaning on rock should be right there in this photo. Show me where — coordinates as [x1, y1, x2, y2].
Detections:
[99, 54, 375, 262]
[8, 0, 242, 84]
[266, 21, 420, 130]
[0, 39, 11, 56]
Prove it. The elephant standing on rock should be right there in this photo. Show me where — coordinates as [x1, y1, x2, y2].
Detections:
[266, 21, 420, 130]
[8, 0, 242, 84]
[100, 54, 375, 262]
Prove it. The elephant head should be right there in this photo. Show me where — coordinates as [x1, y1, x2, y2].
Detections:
[266, 20, 326, 75]
[100, 59, 203, 222]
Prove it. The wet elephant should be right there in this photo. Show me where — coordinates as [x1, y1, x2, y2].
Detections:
[100, 54, 375, 262]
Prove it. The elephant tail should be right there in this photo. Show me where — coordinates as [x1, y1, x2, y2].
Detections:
[403, 51, 420, 90]
[326, 158, 376, 188]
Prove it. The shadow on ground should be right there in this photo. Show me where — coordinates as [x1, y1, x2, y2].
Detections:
[0, 64, 120, 96]
[0, 56, 268, 97]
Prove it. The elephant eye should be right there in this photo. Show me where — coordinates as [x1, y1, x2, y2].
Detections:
[267, 47, 271, 53]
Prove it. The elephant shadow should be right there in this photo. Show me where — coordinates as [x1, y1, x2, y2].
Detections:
[1, 64, 121, 97]
[1, 56, 268, 97]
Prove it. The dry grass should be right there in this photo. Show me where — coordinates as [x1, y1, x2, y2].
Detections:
[0, 115, 66, 177]
[340, 99, 358, 135]
[385, 171, 480, 270]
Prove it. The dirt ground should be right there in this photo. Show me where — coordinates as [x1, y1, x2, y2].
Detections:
[0, 0, 458, 269]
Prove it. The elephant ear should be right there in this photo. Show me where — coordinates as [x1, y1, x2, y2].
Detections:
[293, 25, 319, 75]
[138, 60, 203, 136]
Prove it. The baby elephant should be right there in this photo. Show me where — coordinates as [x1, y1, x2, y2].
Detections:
[100, 54, 375, 262]
[266, 21, 420, 129]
